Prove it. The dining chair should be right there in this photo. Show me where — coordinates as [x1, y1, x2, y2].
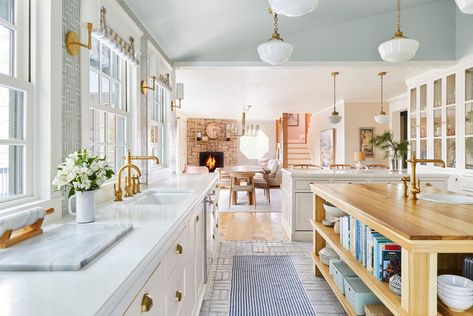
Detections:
[366, 164, 389, 169]
[215, 168, 231, 189]
[228, 172, 256, 208]
[293, 164, 323, 169]
[254, 169, 271, 204]
[329, 164, 353, 170]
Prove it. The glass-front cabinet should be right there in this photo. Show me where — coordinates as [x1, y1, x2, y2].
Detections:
[465, 68, 473, 169]
[408, 74, 457, 169]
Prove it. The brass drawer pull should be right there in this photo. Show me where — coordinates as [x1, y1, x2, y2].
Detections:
[425, 182, 432, 187]
[176, 244, 183, 254]
[141, 293, 153, 312]
[196, 215, 199, 222]
[175, 290, 183, 302]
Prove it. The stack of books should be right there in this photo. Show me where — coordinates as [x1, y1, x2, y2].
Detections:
[339, 216, 401, 282]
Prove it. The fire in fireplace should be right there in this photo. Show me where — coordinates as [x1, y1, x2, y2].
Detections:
[199, 152, 224, 172]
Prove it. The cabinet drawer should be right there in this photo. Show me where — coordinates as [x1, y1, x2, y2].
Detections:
[166, 265, 187, 316]
[124, 263, 165, 316]
[165, 225, 189, 281]
[332, 180, 367, 184]
[420, 180, 445, 190]
[295, 180, 329, 191]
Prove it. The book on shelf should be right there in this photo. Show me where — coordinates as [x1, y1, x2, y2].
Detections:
[339, 215, 402, 282]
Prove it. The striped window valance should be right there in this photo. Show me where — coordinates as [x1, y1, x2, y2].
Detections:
[93, 7, 139, 66]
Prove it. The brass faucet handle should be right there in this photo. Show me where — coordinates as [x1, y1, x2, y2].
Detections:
[401, 176, 410, 198]
[114, 183, 123, 202]
[417, 178, 421, 194]
[124, 176, 134, 197]
[131, 176, 137, 195]
[135, 176, 141, 193]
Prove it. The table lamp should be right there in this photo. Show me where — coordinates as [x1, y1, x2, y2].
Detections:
[354, 151, 366, 169]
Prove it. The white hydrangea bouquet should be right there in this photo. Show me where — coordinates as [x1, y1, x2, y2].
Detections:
[53, 149, 114, 198]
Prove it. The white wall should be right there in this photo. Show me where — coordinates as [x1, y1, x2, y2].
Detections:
[344, 102, 389, 165]
[308, 101, 346, 165]
[388, 94, 409, 142]
[237, 120, 276, 165]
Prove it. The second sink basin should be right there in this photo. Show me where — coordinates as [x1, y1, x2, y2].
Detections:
[419, 193, 473, 205]
[134, 190, 193, 205]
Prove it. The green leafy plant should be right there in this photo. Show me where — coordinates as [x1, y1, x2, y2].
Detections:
[370, 130, 409, 161]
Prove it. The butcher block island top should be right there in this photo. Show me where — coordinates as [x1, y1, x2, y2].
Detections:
[311, 183, 473, 245]
[310, 183, 473, 316]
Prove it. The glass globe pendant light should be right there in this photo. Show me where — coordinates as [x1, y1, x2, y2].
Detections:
[378, 0, 419, 63]
[374, 72, 389, 124]
[328, 72, 342, 124]
[258, 11, 294, 65]
[456, 0, 473, 14]
[268, 0, 320, 17]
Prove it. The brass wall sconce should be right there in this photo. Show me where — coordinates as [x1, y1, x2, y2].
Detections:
[141, 54, 159, 95]
[141, 76, 157, 94]
[65, 0, 100, 56]
[171, 83, 184, 111]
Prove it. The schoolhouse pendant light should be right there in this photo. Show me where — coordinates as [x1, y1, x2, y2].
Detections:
[378, 0, 419, 63]
[257, 11, 294, 65]
[268, 0, 320, 17]
[456, 0, 473, 14]
[328, 72, 342, 124]
[374, 72, 389, 124]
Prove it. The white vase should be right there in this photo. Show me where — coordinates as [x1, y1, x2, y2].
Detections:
[68, 190, 96, 223]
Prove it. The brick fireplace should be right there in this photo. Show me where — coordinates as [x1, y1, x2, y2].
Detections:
[187, 118, 238, 168]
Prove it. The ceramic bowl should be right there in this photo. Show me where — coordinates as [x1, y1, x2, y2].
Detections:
[438, 293, 473, 312]
[438, 275, 473, 292]
[323, 202, 346, 218]
[319, 246, 338, 258]
[438, 284, 473, 297]
[438, 287, 473, 300]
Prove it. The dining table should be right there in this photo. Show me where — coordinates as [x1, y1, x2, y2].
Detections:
[220, 165, 269, 206]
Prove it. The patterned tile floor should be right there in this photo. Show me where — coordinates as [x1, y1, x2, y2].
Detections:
[200, 240, 347, 316]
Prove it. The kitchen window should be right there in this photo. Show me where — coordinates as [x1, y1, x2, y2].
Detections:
[88, 37, 128, 173]
[149, 83, 168, 165]
[0, 0, 31, 203]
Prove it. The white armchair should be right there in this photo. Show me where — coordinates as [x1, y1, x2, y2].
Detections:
[255, 159, 281, 188]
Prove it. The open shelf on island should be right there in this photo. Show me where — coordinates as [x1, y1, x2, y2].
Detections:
[311, 252, 357, 316]
[311, 219, 404, 316]
[438, 301, 473, 316]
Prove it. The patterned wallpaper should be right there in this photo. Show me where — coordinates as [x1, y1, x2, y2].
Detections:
[62, 0, 82, 158]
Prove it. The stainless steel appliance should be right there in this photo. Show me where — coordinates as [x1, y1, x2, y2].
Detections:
[204, 188, 219, 283]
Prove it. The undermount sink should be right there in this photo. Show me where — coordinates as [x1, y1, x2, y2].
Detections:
[134, 190, 194, 205]
[419, 193, 473, 205]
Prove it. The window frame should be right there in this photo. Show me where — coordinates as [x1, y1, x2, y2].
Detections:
[148, 82, 168, 168]
[87, 37, 130, 174]
[0, 0, 32, 205]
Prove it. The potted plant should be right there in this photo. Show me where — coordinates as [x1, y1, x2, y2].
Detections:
[370, 131, 409, 172]
[53, 149, 114, 223]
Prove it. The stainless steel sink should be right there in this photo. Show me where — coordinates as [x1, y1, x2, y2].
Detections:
[134, 190, 193, 205]
[419, 193, 473, 205]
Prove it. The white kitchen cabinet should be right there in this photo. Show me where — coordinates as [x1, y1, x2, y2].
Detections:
[295, 193, 313, 231]
[123, 197, 208, 316]
[281, 169, 449, 241]
[123, 263, 166, 316]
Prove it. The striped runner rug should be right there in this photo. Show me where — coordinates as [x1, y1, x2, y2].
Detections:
[229, 255, 316, 316]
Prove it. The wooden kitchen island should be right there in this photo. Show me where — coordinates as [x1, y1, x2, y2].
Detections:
[310, 183, 473, 316]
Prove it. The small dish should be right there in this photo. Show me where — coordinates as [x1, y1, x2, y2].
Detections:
[438, 287, 473, 300]
[438, 284, 473, 297]
[438, 275, 473, 292]
[322, 219, 336, 227]
[323, 202, 346, 218]
[438, 293, 473, 312]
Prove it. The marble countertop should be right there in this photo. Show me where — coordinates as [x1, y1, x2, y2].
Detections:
[281, 168, 450, 179]
[0, 172, 218, 316]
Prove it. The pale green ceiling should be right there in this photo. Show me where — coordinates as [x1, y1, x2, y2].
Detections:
[123, 0, 462, 62]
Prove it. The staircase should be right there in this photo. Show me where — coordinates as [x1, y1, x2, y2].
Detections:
[287, 143, 314, 168]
